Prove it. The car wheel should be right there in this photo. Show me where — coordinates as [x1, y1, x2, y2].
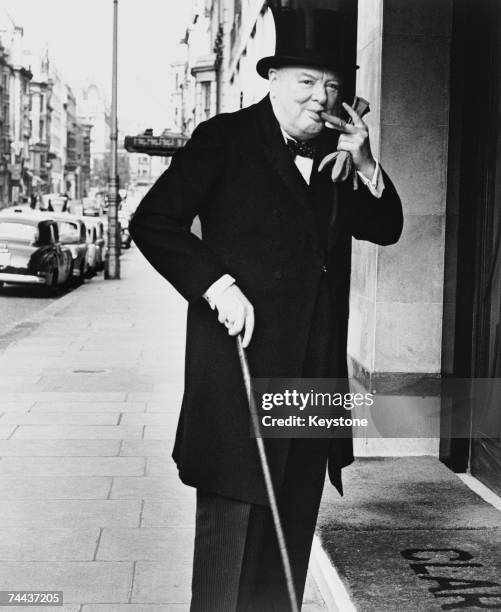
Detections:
[64, 262, 74, 289]
[46, 269, 59, 295]
[79, 261, 86, 284]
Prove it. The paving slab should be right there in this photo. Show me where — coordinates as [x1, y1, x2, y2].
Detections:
[110, 476, 189, 500]
[82, 606, 188, 612]
[0, 500, 142, 527]
[96, 527, 194, 563]
[0, 561, 133, 603]
[120, 413, 179, 427]
[146, 458, 182, 477]
[0, 411, 119, 425]
[0, 607, 79, 612]
[0, 425, 16, 438]
[0, 528, 99, 560]
[140, 499, 196, 528]
[0, 392, 128, 402]
[0, 439, 121, 456]
[0, 457, 145, 476]
[0, 401, 36, 411]
[31, 401, 146, 412]
[143, 427, 177, 440]
[11, 425, 144, 439]
[131, 562, 192, 604]
[145, 402, 182, 413]
[0, 475, 111, 499]
[119, 440, 173, 457]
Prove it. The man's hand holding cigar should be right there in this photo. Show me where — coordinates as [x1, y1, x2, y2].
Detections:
[321, 101, 377, 181]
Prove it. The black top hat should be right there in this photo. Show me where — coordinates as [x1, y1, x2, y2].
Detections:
[256, 2, 357, 79]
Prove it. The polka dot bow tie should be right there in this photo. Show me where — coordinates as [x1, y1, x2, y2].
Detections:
[286, 138, 317, 159]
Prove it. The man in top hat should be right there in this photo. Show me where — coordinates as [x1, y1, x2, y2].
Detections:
[130, 2, 403, 610]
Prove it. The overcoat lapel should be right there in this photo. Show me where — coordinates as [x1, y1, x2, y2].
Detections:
[255, 96, 320, 244]
[312, 127, 342, 254]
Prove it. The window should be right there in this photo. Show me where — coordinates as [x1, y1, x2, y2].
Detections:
[202, 82, 211, 120]
[0, 222, 37, 243]
[58, 221, 80, 242]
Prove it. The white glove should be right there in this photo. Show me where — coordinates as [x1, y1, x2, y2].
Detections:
[213, 284, 255, 348]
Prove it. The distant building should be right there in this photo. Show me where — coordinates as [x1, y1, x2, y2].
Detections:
[64, 84, 90, 199]
[47, 67, 67, 193]
[0, 40, 11, 207]
[27, 47, 51, 199]
[78, 122, 92, 197]
[169, 1, 274, 135]
[128, 152, 168, 189]
[76, 83, 111, 188]
[223, 0, 274, 111]
[0, 11, 33, 206]
[169, 0, 220, 136]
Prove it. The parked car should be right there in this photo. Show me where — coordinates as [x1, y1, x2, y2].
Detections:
[119, 210, 132, 249]
[44, 213, 89, 284]
[80, 217, 106, 273]
[0, 210, 72, 290]
[82, 197, 102, 217]
[41, 193, 70, 213]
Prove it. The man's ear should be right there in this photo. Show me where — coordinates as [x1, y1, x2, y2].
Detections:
[268, 68, 278, 98]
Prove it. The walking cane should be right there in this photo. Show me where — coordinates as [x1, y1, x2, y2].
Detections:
[236, 334, 300, 612]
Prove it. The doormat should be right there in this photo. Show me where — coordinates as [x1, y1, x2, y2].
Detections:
[316, 457, 501, 611]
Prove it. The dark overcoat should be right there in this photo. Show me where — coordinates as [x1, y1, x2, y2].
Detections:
[129, 95, 403, 506]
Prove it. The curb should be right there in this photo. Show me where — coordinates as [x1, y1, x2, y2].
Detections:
[310, 535, 357, 612]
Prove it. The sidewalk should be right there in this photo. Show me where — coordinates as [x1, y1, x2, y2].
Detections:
[0, 248, 325, 612]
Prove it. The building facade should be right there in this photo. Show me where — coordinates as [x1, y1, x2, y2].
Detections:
[27, 48, 52, 199]
[169, 0, 274, 134]
[64, 84, 89, 199]
[46, 66, 67, 194]
[0, 13, 98, 207]
[0, 12, 33, 207]
[0, 40, 11, 207]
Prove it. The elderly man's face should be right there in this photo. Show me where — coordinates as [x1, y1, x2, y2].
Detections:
[268, 66, 342, 141]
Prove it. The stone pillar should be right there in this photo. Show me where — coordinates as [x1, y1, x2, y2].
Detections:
[349, 0, 453, 387]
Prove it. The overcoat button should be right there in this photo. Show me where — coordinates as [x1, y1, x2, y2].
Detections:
[321, 264, 328, 273]
[274, 270, 282, 279]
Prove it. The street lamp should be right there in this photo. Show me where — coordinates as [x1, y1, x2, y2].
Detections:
[105, 0, 120, 279]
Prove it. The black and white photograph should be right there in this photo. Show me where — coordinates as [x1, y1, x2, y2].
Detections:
[0, 0, 500, 611]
